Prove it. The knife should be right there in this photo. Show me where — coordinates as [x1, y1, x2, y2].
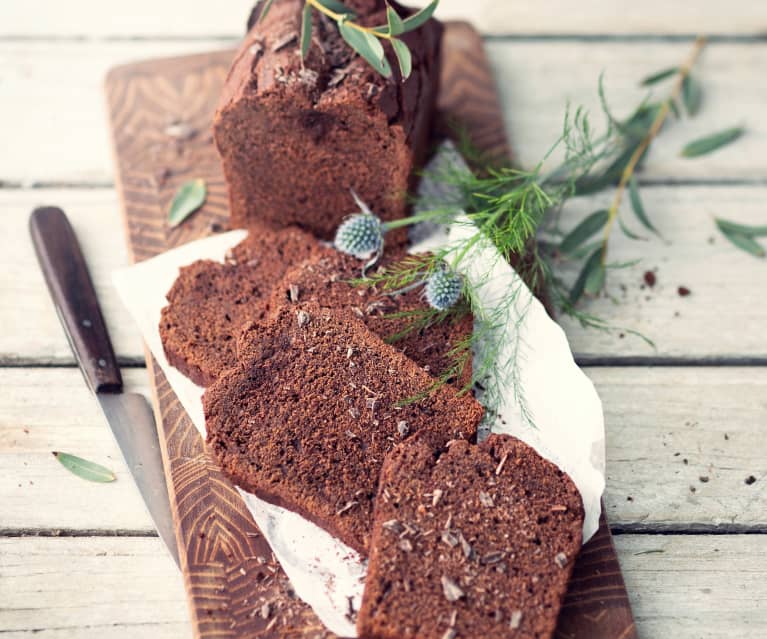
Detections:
[29, 206, 180, 567]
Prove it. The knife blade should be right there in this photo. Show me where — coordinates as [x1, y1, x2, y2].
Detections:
[29, 205, 180, 567]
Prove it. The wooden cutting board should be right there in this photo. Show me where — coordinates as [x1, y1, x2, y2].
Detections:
[106, 21, 636, 639]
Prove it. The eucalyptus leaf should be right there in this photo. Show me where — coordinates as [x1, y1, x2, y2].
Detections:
[620, 102, 662, 141]
[168, 178, 207, 228]
[667, 97, 681, 119]
[640, 66, 679, 87]
[715, 217, 767, 237]
[681, 127, 744, 158]
[315, 0, 356, 17]
[300, 3, 313, 59]
[570, 247, 604, 304]
[628, 176, 660, 236]
[391, 38, 412, 79]
[584, 257, 607, 295]
[386, 4, 405, 35]
[718, 228, 765, 258]
[575, 144, 637, 194]
[559, 209, 609, 255]
[569, 239, 603, 260]
[338, 19, 392, 77]
[258, 0, 275, 22]
[53, 452, 116, 483]
[682, 74, 703, 116]
[618, 214, 646, 240]
[402, 0, 438, 31]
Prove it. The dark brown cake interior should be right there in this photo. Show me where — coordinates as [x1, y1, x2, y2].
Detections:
[159, 225, 321, 386]
[204, 302, 484, 555]
[258, 248, 474, 388]
[357, 433, 584, 639]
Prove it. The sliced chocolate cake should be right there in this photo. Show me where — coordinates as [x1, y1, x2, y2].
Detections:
[159, 225, 322, 386]
[213, 0, 442, 240]
[358, 434, 584, 639]
[204, 302, 484, 555]
[257, 249, 474, 389]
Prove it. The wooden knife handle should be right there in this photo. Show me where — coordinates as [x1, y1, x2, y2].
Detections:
[29, 206, 123, 394]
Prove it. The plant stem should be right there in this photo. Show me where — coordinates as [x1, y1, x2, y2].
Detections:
[305, 0, 393, 39]
[600, 35, 706, 263]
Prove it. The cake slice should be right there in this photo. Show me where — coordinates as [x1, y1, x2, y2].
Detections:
[213, 0, 442, 240]
[258, 249, 474, 388]
[204, 302, 484, 555]
[159, 225, 322, 386]
[358, 434, 584, 639]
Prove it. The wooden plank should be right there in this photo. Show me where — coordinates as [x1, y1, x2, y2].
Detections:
[2, 534, 765, 638]
[613, 534, 767, 638]
[3, 366, 765, 533]
[3, 184, 767, 365]
[0, 536, 189, 638]
[557, 184, 767, 361]
[0, 368, 155, 532]
[0, 188, 144, 365]
[1, 0, 765, 37]
[1, 40, 766, 184]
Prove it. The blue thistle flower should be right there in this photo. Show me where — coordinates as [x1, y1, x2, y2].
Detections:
[334, 213, 384, 259]
[424, 265, 463, 310]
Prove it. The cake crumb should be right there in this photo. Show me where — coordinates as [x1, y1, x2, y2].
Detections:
[440, 576, 465, 602]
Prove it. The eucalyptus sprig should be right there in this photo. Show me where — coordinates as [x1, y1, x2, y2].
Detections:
[339, 35, 746, 421]
[259, 0, 439, 79]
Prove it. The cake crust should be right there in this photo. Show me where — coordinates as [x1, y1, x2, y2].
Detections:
[213, 0, 442, 240]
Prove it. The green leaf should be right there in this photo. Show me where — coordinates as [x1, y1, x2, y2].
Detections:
[628, 176, 660, 236]
[401, 0, 438, 31]
[640, 66, 679, 87]
[391, 38, 412, 79]
[53, 452, 116, 483]
[315, 0, 356, 17]
[620, 102, 662, 141]
[386, 4, 405, 35]
[715, 217, 767, 238]
[300, 3, 313, 59]
[682, 74, 703, 116]
[338, 19, 392, 77]
[584, 258, 607, 295]
[258, 0, 276, 22]
[667, 97, 681, 119]
[618, 214, 646, 240]
[168, 179, 207, 228]
[559, 209, 609, 255]
[681, 127, 744, 158]
[570, 247, 604, 304]
[718, 229, 765, 258]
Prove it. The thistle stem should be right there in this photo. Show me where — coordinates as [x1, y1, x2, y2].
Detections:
[305, 0, 393, 39]
[382, 209, 451, 230]
[600, 35, 707, 263]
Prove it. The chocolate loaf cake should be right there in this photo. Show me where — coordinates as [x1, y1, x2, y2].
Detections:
[213, 0, 442, 240]
[204, 302, 483, 555]
[358, 434, 584, 639]
[260, 249, 474, 388]
[159, 225, 321, 386]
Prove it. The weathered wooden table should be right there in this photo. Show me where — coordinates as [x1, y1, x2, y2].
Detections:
[2, 2, 766, 637]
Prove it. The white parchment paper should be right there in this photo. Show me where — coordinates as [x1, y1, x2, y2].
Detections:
[113, 149, 605, 637]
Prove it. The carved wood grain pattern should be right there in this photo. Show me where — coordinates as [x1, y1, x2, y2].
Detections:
[106, 22, 635, 639]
